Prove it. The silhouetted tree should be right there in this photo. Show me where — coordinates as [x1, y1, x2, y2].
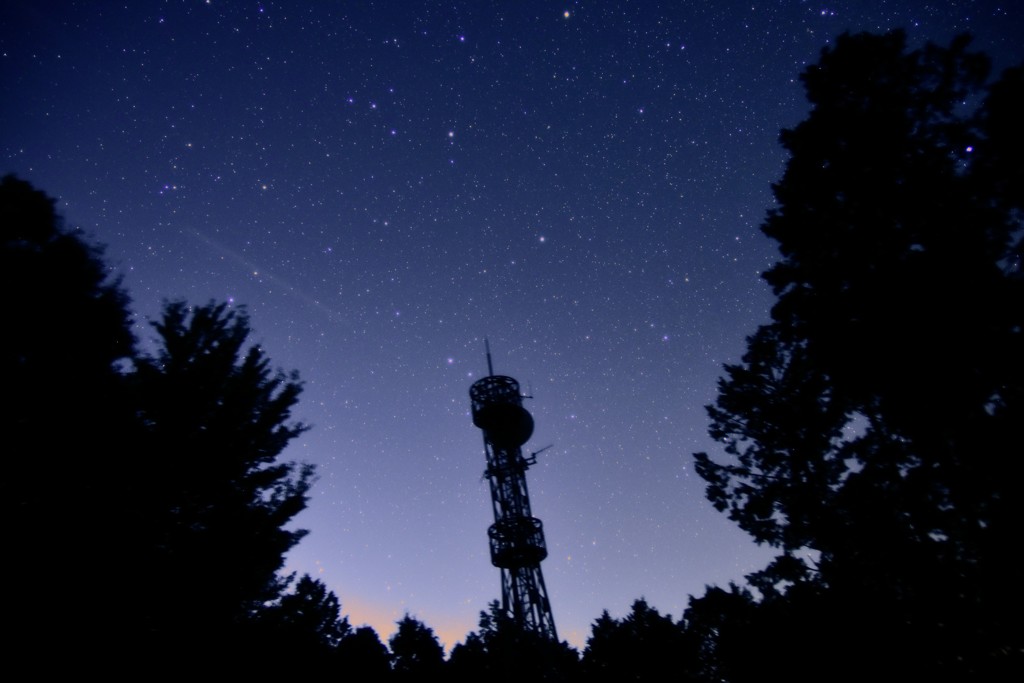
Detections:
[448, 631, 491, 682]
[448, 600, 579, 682]
[389, 614, 445, 679]
[2, 178, 324, 671]
[693, 31, 1023, 680]
[254, 574, 350, 665]
[679, 584, 759, 683]
[1, 175, 136, 666]
[580, 610, 619, 674]
[336, 625, 393, 678]
[129, 300, 314, 660]
[581, 599, 688, 682]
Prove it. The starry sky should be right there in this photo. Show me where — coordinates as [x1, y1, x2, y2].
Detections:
[3, 1, 1022, 652]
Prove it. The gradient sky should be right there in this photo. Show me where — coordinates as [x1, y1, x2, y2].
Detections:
[3, 1, 1021, 652]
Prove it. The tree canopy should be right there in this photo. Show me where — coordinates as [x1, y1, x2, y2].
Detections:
[694, 30, 1022, 679]
[1, 176, 322, 669]
[120, 299, 317, 663]
[336, 626, 394, 678]
[390, 614, 446, 679]
[581, 599, 687, 682]
[249, 573, 352, 675]
[448, 600, 580, 682]
[2, 174, 137, 667]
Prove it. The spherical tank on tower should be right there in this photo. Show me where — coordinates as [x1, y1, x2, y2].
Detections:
[476, 402, 534, 447]
[470, 374, 535, 447]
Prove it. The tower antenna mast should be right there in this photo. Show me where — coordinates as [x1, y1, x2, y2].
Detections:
[469, 343, 558, 641]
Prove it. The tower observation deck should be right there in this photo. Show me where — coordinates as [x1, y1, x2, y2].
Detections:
[469, 344, 558, 641]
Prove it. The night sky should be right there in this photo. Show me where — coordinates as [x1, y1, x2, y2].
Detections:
[3, 1, 1022, 651]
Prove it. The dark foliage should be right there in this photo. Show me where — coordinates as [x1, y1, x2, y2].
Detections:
[581, 599, 688, 682]
[2, 177, 324, 669]
[447, 631, 490, 681]
[679, 585, 759, 683]
[251, 573, 351, 671]
[1, 175, 136, 667]
[448, 600, 580, 682]
[390, 614, 446, 679]
[694, 31, 1023, 680]
[336, 625, 394, 678]
[126, 300, 314, 661]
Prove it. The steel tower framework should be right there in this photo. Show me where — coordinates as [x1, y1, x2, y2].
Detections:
[469, 346, 557, 641]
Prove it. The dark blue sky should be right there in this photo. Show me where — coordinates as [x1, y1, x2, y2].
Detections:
[3, 0, 1021, 650]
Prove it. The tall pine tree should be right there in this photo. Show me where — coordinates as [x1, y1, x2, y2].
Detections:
[2, 177, 321, 669]
[129, 300, 314, 661]
[1, 175, 136, 668]
[694, 31, 1023, 679]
